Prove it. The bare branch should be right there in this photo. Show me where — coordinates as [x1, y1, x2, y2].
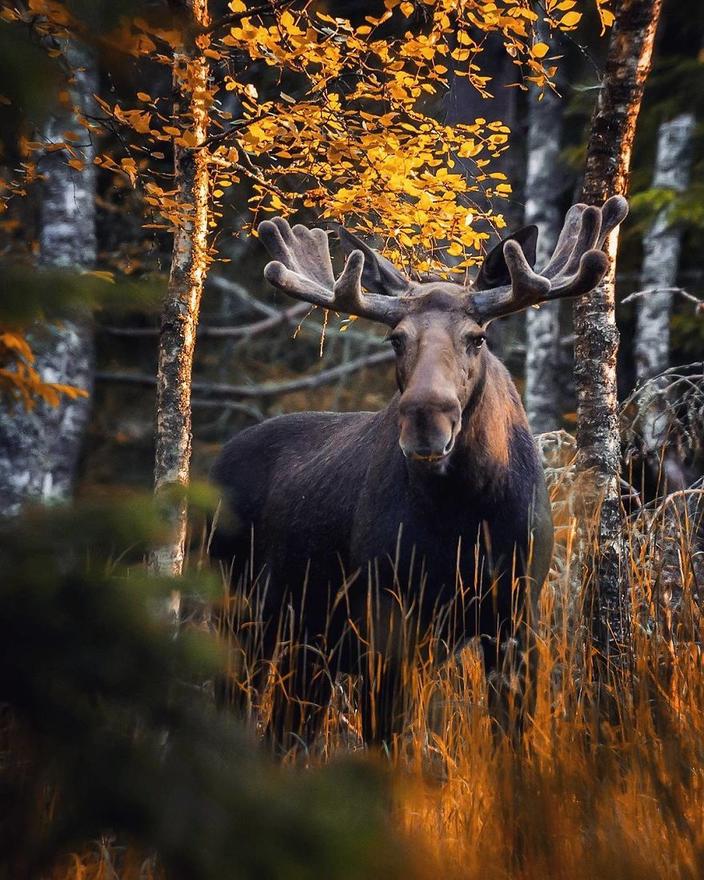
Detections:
[191, 398, 264, 422]
[621, 286, 704, 314]
[99, 303, 385, 345]
[95, 349, 393, 399]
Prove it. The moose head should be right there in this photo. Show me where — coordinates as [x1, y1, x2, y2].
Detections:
[258, 196, 628, 466]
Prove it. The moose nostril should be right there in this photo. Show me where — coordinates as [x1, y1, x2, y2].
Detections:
[443, 437, 454, 455]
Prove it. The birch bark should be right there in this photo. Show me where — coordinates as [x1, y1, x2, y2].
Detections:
[634, 114, 695, 381]
[0, 44, 96, 516]
[524, 84, 564, 434]
[574, 0, 662, 662]
[149, 0, 211, 576]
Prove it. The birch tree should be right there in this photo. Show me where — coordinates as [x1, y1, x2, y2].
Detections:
[574, 0, 662, 661]
[630, 114, 695, 491]
[634, 113, 695, 381]
[0, 44, 95, 516]
[524, 77, 565, 433]
[149, 0, 211, 576]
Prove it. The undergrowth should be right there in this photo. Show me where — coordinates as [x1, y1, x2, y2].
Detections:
[16, 475, 704, 879]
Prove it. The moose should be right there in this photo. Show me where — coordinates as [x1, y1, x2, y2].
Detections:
[210, 195, 629, 744]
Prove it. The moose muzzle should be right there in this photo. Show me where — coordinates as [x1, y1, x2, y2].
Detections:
[398, 392, 461, 464]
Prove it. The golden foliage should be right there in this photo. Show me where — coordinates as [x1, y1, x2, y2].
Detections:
[88, 0, 603, 275]
[1, 0, 614, 407]
[0, 331, 88, 410]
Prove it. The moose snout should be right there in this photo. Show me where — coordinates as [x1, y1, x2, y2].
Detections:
[398, 393, 461, 463]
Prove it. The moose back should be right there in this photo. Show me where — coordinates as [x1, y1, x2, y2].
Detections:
[210, 197, 628, 740]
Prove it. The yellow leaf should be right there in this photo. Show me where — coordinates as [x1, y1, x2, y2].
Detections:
[49, 383, 89, 400]
[0, 332, 34, 362]
[560, 10, 582, 26]
[531, 42, 549, 59]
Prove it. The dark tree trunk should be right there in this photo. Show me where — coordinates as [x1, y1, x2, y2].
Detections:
[524, 79, 565, 433]
[0, 44, 96, 516]
[149, 0, 211, 575]
[574, 0, 662, 664]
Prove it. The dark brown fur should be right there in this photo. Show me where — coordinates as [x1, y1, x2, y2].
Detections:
[211, 324, 553, 742]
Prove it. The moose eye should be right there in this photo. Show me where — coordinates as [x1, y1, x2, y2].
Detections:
[465, 334, 486, 352]
[388, 334, 406, 355]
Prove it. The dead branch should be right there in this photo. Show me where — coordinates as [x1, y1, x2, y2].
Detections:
[95, 349, 394, 399]
[621, 286, 704, 314]
[191, 398, 264, 421]
[100, 301, 310, 341]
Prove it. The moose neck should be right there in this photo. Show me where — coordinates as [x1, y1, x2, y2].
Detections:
[399, 349, 528, 493]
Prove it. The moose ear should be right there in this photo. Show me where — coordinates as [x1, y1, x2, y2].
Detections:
[337, 227, 411, 297]
[474, 225, 539, 291]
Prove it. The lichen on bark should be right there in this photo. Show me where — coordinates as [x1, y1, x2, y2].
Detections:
[149, 0, 211, 576]
[573, 0, 663, 662]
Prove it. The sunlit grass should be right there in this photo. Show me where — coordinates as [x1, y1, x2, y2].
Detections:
[57, 474, 704, 880]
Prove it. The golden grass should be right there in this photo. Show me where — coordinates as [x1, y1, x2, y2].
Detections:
[58, 483, 704, 880]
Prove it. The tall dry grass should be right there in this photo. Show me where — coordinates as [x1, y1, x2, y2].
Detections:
[57, 466, 704, 880]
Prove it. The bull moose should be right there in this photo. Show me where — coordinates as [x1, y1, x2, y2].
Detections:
[210, 196, 628, 744]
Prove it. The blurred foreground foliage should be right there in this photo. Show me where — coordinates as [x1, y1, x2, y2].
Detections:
[0, 498, 402, 880]
[0, 266, 165, 326]
[0, 266, 164, 409]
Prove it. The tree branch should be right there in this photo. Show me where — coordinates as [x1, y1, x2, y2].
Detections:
[621, 286, 704, 314]
[200, 0, 295, 34]
[95, 349, 393, 399]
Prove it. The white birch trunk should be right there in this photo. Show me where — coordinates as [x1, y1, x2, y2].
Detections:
[524, 84, 564, 434]
[632, 114, 694, 490]
[149, 0, 210, 576]
[635, 114, 695, 381]
[0, 45, 96, 516]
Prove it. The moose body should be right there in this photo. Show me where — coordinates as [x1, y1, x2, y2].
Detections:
[212, 361, 551, 650]
[210, 196, 628, 742]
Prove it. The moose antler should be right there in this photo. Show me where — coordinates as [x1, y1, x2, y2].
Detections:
[468, 195, 629, 323]
[258, 217, 407, 326]
[258, 197, 628, 328]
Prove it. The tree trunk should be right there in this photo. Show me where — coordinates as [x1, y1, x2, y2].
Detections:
[574, 0, 662, 665]
[149, 0, 211, 576]
[524, 82, 565, 434]
[0, 44, 96, 516]
[634, 113, 695, 381]
[632, 114, 695, 493]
